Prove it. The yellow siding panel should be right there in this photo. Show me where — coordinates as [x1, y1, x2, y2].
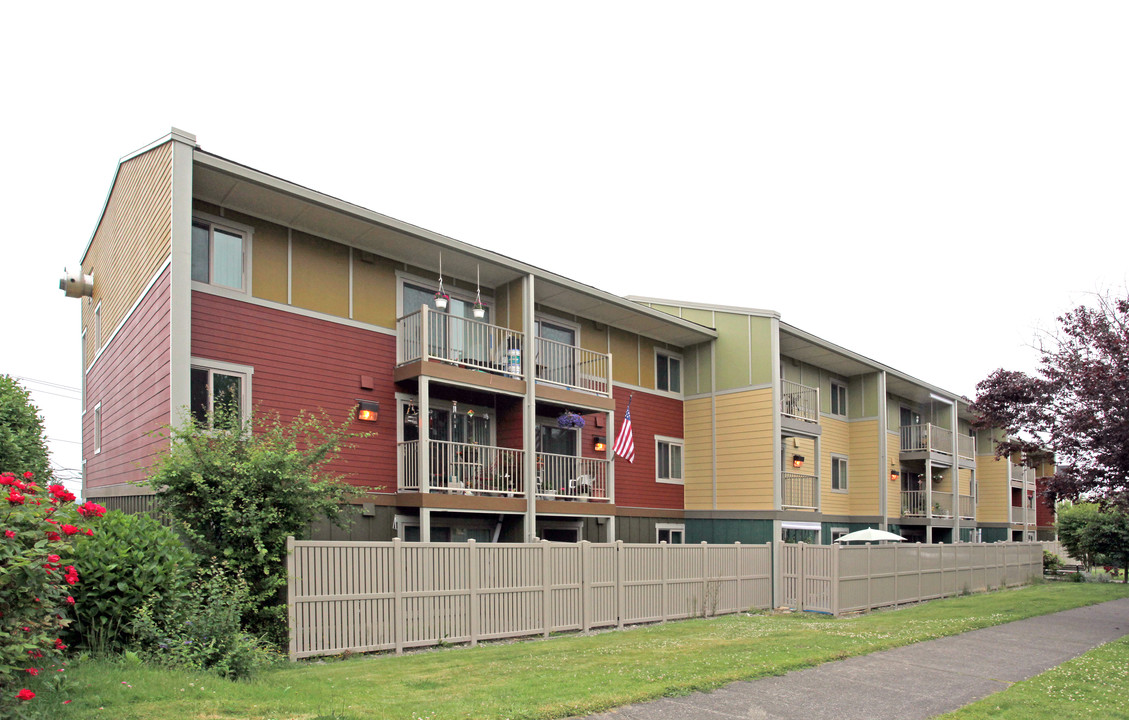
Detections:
[976, 455, 1009, 523]
[352, 252, 398, 328]
[579, 317, 607, 354]
[638, 337, 655, 390]
[290, 231, 349, 318]
[714, 388, 774, 510]
[886, 433, 901, 518]
[683, 398, 714, 510]
[83, 143, 173, 365]
[248, 218, 289, 305]
[820, 417, 850, 516]
[610, 328, 638, 386]
[849, 420, 880, 516]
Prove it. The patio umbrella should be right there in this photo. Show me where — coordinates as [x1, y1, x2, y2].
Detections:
[833, 528, 906, 543]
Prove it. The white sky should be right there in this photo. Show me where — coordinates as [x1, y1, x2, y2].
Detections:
[3, 3, 1127, 497]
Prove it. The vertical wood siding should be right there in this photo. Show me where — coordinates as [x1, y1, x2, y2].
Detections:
[82, 143, 173, 366]
[83, 266, 171, 491]
[191, 291, 397, 492]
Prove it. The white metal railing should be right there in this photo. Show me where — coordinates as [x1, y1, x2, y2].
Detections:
[780, 380, 819, 423]
[398, 440, 525, 496]
[900, 424, 955, 455]
[901, 490, 927, 516]
[536, 452, 611, 502]
[1011, 505, 1028, 524]
[957, 434, 975, 459]
[534, 337, 611, 397]
[397, 307, 525, 380]
[959, 494, 975, 518]
[781, 472, 819, 509]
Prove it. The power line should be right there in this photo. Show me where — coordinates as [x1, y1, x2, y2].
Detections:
[25, 388, 82, 402]
[48, 437, 82, 446]
[12, 376, 81, 394]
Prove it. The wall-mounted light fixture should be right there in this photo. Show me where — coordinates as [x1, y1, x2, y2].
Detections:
[593, 436, 607, 452]
[890, 470, 900, 482]
[356, 400, 380, 423]
[792, 455, 805, 468]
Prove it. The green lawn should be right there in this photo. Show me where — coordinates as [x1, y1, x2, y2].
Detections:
[39, 583, 1129, 720]
[937, 634, 1129, 719]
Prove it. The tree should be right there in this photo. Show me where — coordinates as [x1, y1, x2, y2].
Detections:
[1056, 503, 1129, 583]
[146, 409, 359, 642]
[0, 375, 53, 480]
[971, 293, 1129, 511]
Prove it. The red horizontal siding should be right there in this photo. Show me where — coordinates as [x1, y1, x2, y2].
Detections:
[85, 267, 172, 491]
[601, 388, 685, 511]
[192, 292, 397, 493]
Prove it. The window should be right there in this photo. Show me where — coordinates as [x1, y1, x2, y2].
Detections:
[93, 302, 102, 350]
[396, 516, 494, 543]
[191, 219, 246, 290]
[656, 351, 682, 393]
[655, 436, 684, 484]
[93, 402, 102, 454]
[830, 382, 847, 416]
[657, 523, 685, 544]
[831, 455, 848, 491]
[189, 360, 252, 429]
[80, 330, 87, 413]
[830, 527, 849, 542]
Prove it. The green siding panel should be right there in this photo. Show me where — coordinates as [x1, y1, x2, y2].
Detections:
[686, 518, 774, 544]
[715, 313, 751, 391]
[749, 317, 774, 386]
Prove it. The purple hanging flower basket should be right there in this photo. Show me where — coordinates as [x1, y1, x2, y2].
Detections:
[557, 411, 585, 429]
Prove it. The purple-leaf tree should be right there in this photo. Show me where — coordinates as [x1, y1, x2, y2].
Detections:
[970, 293, 1129, 511]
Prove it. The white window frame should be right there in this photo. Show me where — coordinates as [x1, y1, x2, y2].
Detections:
[93, 301, 102, 350]
[537, 519, 584, 542]
[831, 455, 848, 492]
[655, 349, 683, 395]
[93, 402, 102, 455]
[830, 527, 850, 542]
[80, 329, 87, 416]
[655, 435, 685, 485]
[534, 313, 581, 344]
[189, 358, 254, 428]
[656, 523, 685, 544]
[830, 381, 847, 417]
[395, 270, 492, 318]
[393, 514, 497, 543]
[191, 212, 253, 294]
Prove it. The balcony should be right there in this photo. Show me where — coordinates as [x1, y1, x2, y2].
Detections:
[781, 380, 819, 423]
[900, 424, 953, 456]
[534, 337, 611, 397]
[397, 440, 612, 503]
[781, 472, 819, 510]
[1010, 505, 1030, 524]
[1010, 464, 1030, 486]
[901, 490, 928, 517]
[957, 434, 976, 460]
[959, 494, 975, 519]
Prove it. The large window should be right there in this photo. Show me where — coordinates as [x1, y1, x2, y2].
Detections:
[656, 351, 681, 393]
[656, 436, 684, 484]
[830, 382, 847, 416]
[831, 455, 848, 491]
[189, 360, 252, 429]
[192, 219, 246, 290]
[93, 402, 102, 455]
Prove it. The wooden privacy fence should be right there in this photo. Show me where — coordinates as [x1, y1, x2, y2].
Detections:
[778, 542, 1042, 615]
[287, 538, 773, 660]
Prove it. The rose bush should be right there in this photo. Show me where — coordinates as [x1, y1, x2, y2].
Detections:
[0, 471, 100, 715]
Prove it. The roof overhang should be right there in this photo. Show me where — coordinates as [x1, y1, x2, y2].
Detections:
[192, 149, 716, 347]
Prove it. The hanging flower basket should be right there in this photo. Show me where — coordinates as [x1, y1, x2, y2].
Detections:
[472, 301, 486, 319]
[433, 292, 449, 310]
[557, 411, 585, 429]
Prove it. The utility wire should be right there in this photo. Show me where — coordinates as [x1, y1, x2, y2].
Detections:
[12, 376, 81, 394]
[47, 437, 82, 446]
[24, 388, 82, 401]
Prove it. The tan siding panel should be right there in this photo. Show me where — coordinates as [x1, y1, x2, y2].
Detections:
[886, 433, 901, 517]
[638, 337, 656, 390]
[291, 231, 349, 318]
[714, 388, 774, 510]
[683, 398, 714, 510]
[820, 417, 850, 516]
[977, 455, 1009, 523]
[352, 252, 398, 328]
[82, 143, 173, 366]
[249, 218, 289, 304]
[609, 327, 638, 386]
[848, 420, 880, 515]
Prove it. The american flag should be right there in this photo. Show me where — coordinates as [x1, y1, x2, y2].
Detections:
[613, 404, 635, 463]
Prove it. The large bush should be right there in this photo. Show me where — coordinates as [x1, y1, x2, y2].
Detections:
[0, 472, 102, 712]
[146, 409, 359, 643]
[68, 510, 196, 653]
[0, 376, 53, 484]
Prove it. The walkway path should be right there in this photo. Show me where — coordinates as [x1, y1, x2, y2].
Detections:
[579, 597, 1129, 719]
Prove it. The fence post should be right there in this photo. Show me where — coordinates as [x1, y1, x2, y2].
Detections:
[287, 536, 297, 662]
[468, 539, 480, 647]
[916, 543, 923, 603]
[830, 542, 840, 616]
[581, 541, 591, 633]
[616, 540, 625, 629]
[701, 541, 709, 618]
[393, 537, 405, 655]
[734, 542, 742, 612]
[660, 541, 669, 622]
[797, 543, 805, 613]
[865, 544, 872, 613]
[542, 540, 552, 638]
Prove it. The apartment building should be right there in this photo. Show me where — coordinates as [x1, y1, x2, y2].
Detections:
[68, 130, 1044, 546]
[68, 129, 716, 544]
[630, 299, 1040, 544]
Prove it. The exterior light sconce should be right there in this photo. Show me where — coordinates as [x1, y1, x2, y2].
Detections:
[890, 470, 900, 482]
[356, 400, 380, 423]
[593, 436, 607, 452]
[792, 455, 805, 468]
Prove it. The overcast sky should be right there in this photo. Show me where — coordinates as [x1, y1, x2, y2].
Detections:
[3, 2, 1127, 497]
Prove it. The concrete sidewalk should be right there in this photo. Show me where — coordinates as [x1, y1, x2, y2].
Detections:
[579, 597, 1129, 720]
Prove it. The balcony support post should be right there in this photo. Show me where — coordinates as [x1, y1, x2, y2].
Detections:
[925, 455, 933, 543]
[877, 371, 888, 531]
[951, 404, 960, 542]
[522, 273, 538, 541]
[606, 407, 616, 519]
[419, 376, 430, 496]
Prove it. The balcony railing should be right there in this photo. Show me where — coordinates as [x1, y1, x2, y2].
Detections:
[959, 494, 975, 518]
[398, 440, 525, 496]
[780, 380, 819, 423]
[536, 452, 611, 502]
[397, 307, 525, 380]
[534, 337, 612, 398]
[781, 472, 819, 509]
[901, 490, 927, 516]
[1010, 464, 1030, 483]
[900, 424, 954, 456]
[957, 434, 976, 459]
[1010, 505, 1029, 524]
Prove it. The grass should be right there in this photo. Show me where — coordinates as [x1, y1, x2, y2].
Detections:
[41, 583, 1129, 720]
[936, 634, 1129, 719]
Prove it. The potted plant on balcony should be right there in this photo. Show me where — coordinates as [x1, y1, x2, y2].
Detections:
[434, 291, 450, 310]
[557, 410, 585, 429]
[472, 299, 486, 319]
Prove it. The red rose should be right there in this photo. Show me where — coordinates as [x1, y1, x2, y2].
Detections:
[7, 491, 24, 505]
[84, 529, 93, 536]
[16, 689, 34, 701]
[45, 532, 61, 542]
[47, 554, 60, 564]
[22, 471, 33, 480]
[66, 596, 74, 605]
[54, 639, 66, 651]
[77, 501, 107, 518]
[61, 525, 79, 536]
[4, 530, 13, 539]
[25, 668, 38, 676]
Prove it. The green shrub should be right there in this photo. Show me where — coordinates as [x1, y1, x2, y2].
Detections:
[68, 510, 196, 653]
[131, 567, 280, 679]
[1043, 550, 1062, 574]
